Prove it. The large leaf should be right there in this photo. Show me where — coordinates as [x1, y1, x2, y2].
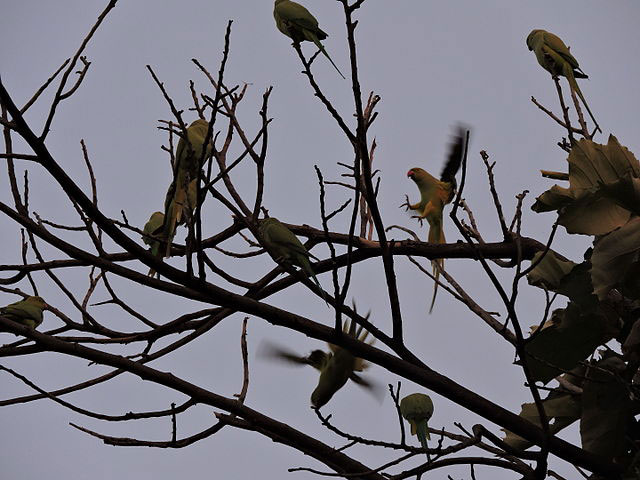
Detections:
[599, 174, 640, 216]
[532, 135, 640, 235]
[527, 250, 577, 290]
[527, 251, 597, 310]
[591, 216, 640, 300]
[503, 394, 581, 450]
[524, 303, 605, 384]
[580, 357, 631, 459]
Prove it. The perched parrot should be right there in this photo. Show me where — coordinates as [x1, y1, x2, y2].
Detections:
[259, 217, 328, 305]
[405, 127, 466, 312]
[526, 29, 600, 133]
[400, 392, 434, 454]
[273, 0, 345, 79]
[161, 119, 212, 257]
[259, 316, 381, 408]
[0, 296, 49, 330]
[142, 211, 165, 277]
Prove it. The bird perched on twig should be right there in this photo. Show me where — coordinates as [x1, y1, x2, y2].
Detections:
[400, 392, 434, 456]
[273, 0, 345, 79]
[259, 216, 328, 305]
[0, 296, 49, 331]
[526, 29, 600, 133]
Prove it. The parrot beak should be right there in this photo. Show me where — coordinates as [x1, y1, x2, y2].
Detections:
[406, 169, 414, 178]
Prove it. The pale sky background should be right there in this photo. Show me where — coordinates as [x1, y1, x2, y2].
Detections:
[1, 1, 639, 479]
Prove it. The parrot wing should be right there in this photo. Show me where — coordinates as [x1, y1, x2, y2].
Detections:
[541, 30, 581, 71]
[439, 126, 465, 186]
[276, 2, 325, 38]
[258, 341, 328, 371]
[349, 372, 385, 403]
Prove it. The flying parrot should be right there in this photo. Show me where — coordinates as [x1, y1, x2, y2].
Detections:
[526, 29, 600, 133]
[400, 392, 434, 455]
[273, 0, 346, 79]
[405, 127, 466, 312]
[259, 315, 381, 408]
[0, 296, 49, 330]
[259, 217, 328, 305]
[161, 119, 212, 257]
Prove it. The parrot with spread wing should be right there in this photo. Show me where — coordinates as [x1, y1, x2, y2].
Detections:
[161, 119, 211, 257]
[400, 392, 434, 455]
[259, 217, 328, 305]
[526, 29, 600, 133]
[273, 0, 345, 79]
[405, 127, 466, 312]
[0, 296, 49, 330]
[259, 315, 382, 408]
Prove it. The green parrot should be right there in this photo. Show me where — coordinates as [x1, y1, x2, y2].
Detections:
[405, 127, 466, 312]
[142, 211, 165, 277]
[0, 296, 49, 330]
[161, 119, 212, 257]
[259, 217, 328, 305]
[400, 392, 434, 454]
[526, 29, 600, 133]
[273, 0, 346, 79]
[259, 316, 381, 408]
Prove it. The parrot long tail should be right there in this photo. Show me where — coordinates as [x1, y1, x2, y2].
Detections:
[564, 65, 600, 133]
[416, 420, 430, 455]
[428, 220, 445, 314]
[309, 33, 345, 79]
[300, 257, 330, 307]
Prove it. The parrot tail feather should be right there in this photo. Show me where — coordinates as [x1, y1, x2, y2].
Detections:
[565, 65, 601, 133]
[311, 272, 330, 307]
[310, 33, 345, 79]
[416, 420, 430, 455]
[428, 223, 445, 314]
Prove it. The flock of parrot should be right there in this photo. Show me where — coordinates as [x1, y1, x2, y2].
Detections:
[0, 0, 600, 453]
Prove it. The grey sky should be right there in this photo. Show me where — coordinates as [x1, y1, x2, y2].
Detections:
[1, 1, 639, 479]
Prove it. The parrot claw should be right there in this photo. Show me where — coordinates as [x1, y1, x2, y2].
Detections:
[410, 215, 424, 227]
[400, 194, 411, 211]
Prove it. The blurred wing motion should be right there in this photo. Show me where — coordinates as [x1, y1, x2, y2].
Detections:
[405, 126, 467, 312]
[258, 340, 328, 370]
[259, 309, 380, 408]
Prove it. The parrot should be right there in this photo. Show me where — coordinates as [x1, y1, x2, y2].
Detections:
[142, 211, 165, 277]
[526, 29, 600, 133]
[400, 392, 434, 455]
[0, 296, 49, 330]
[405, 127, 466, 313]
[161, 119, 212, 257]
[273, 0, 346, 79]
[259, 217, 328, 305]
[258, 315, 381, 408]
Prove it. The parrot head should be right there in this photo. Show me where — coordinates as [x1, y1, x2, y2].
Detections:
[407, 167, 428, 182]
[526, 29, 543, 51]
[28, 296, 49, 311]
[400, 393, 434, 425]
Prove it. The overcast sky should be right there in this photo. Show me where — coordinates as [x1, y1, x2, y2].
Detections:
[1, 1, 639, 479]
